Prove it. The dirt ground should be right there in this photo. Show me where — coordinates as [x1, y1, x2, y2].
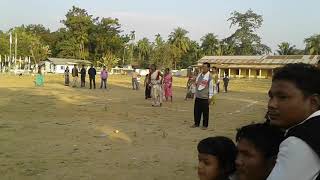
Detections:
[0, 74, 271, 180]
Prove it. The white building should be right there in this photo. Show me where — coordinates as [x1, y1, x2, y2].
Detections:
[40, 58, 92, 74]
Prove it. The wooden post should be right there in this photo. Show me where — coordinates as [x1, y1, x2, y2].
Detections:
[249, 69, 251, 79]
[259, 69, 262, 78]
[218, 68, 221, 78]
[228, 69, 231, 77]
[239, 69, 241, 78]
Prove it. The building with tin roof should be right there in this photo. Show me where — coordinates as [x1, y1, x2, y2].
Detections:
[198, 55, 320, 78]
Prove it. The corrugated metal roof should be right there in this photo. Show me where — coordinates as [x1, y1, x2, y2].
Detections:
[199, 55, 320, 66]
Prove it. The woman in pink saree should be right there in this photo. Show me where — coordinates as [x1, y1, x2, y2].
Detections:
[163, 68, 173, 102]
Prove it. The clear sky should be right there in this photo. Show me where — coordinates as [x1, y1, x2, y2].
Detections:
[1, 0, 319, 51]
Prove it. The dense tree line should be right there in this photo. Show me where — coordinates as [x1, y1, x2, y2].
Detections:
[0, 7, 319, 69]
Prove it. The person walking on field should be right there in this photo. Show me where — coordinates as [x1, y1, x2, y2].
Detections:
[88, 64, 96, 89]
[223, 74, 230, 93]
[80, 64, 86, 87]
[132, 68, 140, 90]
[100, 66, 108, 89]
[149, 64, 163, 107]
[144, 73, 151, 99]
[191, 62, 214, 130]
[64, 66, 70, 86]
[163, 68, 173, 102]
[71, 65, 79, 88]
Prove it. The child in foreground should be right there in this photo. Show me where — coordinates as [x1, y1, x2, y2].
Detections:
[197, 136, 237, 180]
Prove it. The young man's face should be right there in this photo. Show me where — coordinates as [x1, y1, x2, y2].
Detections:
[198, 153, 220, 180]
[202, 64, 209, 74]
[236, 139, 273, 180]
[268, 80, 315, 129]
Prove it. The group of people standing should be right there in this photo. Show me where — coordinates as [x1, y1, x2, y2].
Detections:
[64, 64, 108, 89]
[142, 65, 173, 107]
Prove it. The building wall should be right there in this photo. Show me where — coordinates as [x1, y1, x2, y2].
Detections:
[55, 64, 76, 74]
[217, 67, 273, 79]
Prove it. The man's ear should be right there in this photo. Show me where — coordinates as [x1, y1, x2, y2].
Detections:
[309, 94, 320, 111]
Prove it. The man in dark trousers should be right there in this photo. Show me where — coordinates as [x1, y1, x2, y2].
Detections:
[88, 64, 96, 89]
[223, 74, 229, 93]
[191, 62, 214, 130]
[80, 64, 86, 87]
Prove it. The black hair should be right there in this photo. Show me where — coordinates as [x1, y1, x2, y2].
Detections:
[272, 63, 320, 96]
[203, 62, 210, 68]
[236, 123, 284, 158]
[150, 64, 156, 69]
[198, 136, 237, 176]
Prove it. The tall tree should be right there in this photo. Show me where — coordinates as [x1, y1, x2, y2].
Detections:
[137, 38, 151, 68]
[227, 9, 270, 55]
[277, 42, 296, 55]
[168, 27, 190, 69]
[181, 40, 201, 68]
[201, 33, 220, 56]
[62, 6, 93, 60]
[305, 34, 320, 55]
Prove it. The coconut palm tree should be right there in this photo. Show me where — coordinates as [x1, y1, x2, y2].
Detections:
[168, 27, 190, 69]
[201, 33, 220, 56]
[277, 42, 296, 55]
[137, 38, 151, 67]
[305, 34, 320, 55]
[168, 27, 190, 53]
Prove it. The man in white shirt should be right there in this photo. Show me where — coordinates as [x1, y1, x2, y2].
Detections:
[191, 63, 214, 130]
[267, 63, 320, 180]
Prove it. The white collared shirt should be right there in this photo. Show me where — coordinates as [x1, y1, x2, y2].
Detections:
[267, 110, 320, 180]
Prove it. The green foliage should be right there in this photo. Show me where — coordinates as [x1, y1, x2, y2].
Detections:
[168, 27, 191, 68]
[2, 6, 320, 70]
[137, 38, 151, 68]
[99, 51, 120, 70]
[277, 42, 296, 55]
[227, 9, 270, 55]
[201, 33, 219, 56]
[305, 34, 320, 55]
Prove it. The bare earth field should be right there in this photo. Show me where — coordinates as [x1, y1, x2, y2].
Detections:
[0, 74, 271, 180]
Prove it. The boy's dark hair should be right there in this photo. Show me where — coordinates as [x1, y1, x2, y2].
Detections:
[272, 63, 320, 96]
[198, 136, 236, 176]
[236, 123, 285, 158]
[203, 62, 210, 68]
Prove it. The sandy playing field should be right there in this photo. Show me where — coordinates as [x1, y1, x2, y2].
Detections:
[0, 74, 271, 180]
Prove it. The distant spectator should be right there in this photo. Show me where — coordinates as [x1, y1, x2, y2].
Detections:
[71, 64, 79, 88]
[100, 66, 108, 89]
[64, 66, 70, 86]
[88, 64, 96, 89]
[223, 75, 229, 93]
[80, 64, 86, 87]
[132, 68, 140, 90]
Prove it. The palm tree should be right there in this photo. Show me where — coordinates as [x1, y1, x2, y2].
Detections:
[154, 34, 164, 47]
[168, 27, 190, 69]
[168, 27, 190, 53]
[137, 38, 151, 65]
[129, 30, 135, 64]
[277, 42, 296, 55]
[305, 34, 320, 55]
[200, 33, 220, 56]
